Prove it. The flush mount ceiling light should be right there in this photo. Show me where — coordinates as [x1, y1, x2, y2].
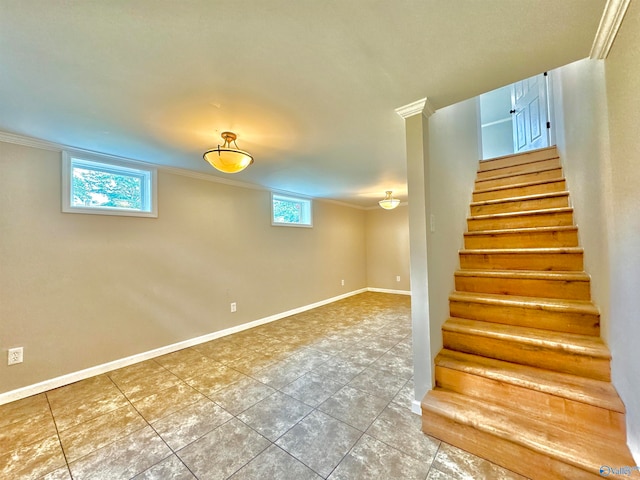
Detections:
[379, 191, 400, 210]
[203, 131, 254, 173]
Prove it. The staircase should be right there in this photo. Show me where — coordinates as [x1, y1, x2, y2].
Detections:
[421, 147, 639, 479]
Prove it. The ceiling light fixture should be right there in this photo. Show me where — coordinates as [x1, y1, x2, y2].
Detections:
[203, 131, 254, 173]
[379, 191, 400, 210]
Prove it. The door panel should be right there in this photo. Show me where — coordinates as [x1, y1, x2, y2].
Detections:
[511, 73, 549, 153]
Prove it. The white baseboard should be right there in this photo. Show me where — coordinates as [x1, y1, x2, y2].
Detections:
[0, 288, 373, 406]
[411, 399, 422, 415]
[367, 287, 411, 296]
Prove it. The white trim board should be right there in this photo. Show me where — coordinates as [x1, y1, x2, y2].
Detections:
[1, 287, 413, 406]
[368, 287, 411, 296]
[590, 0, 631, 59]
[0, 130, 366, 211]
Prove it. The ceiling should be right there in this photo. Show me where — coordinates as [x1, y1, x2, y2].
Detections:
[0, 1, 605, 208]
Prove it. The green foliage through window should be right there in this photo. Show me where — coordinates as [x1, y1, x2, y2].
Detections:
[272, 194, 312, 227]
[72, 167, 143, 209]
[63, 153, 156, 217]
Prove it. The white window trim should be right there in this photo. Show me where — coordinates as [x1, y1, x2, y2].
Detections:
[271, 192, 313, 228]
[62, 151, 158, 218]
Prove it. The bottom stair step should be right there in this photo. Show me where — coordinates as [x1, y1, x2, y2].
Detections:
[421, 389, 640, 479]
[435, 349, 626, 438]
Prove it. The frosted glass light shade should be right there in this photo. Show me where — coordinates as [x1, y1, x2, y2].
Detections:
[203, 132, 254, 173]
[379, 191, 400, 210]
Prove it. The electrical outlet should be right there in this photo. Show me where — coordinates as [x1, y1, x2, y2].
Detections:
[8, 347, 23, 365]
[341, 279, 345, 286]
[396, 276, 401, 282]
[430, 214, 436, 233]
[230, 302, 237, 313]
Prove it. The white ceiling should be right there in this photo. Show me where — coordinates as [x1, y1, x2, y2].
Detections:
[0, 1, 605, 207]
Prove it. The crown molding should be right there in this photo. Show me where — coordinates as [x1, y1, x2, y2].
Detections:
[0, 130, 369, 210]
[395, 97, 436, 119]
[590, 0, 631, 59]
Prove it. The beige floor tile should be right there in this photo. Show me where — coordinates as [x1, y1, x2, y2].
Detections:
[312, 357, 365, 385]
[48, 386, 129, 432]
[177, 418, 270, 480]
[110, 368, 183, 402]
[0, 408, 57, 456]
[58, 403, 147, 462]
[224, 349, 280, 375]
[0, 434, 66, 480]
[0, 393, 50, 429]
[184, 364, 247, 396]
[348, 365, 407, 401]
[370, 349, 414, 380]
[41, 466, 73, 479]
[328, 434, 431, 480]
[366, 401, 440, 463]
[68, 426, 171, 480]
[132, 382, 204, 423]
[432, 443, 529, 480]
[230, 444, 322, 480]
[318, 385, 389, 432]
[152, 397, 233, 451]
[238, 391, 312, 441]
[392, 377, 416, 411]
[132, 454, 196, 479]
[107, 359, 167, 385]
[46, 375, 117, 410]
[281, 371, 344, 407]
[275, 410, 361, 478]
[209, 375, 276, 415]
[250, 360, 307, 390]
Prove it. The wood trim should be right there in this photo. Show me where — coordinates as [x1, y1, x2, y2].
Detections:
[590, 0, 632, 59]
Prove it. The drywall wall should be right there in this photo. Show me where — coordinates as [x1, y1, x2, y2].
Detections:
[365, 205, 410, 292]
[426, 98, 480, 372]
[604, 0, 640, 462]
[551, 59, 612, 343]
[404, 99, 480, 407]
[0, 140, 367, 394]
[404, 111, 432, 406]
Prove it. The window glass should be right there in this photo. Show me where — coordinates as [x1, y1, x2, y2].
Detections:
[62, 152, 157, 217]
[272, 193, 312, 227]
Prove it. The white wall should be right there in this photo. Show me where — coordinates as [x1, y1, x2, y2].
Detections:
[551, 60, 612, 343]
[426, 98, 480, 376]
[406, 99, 480, 407]
[0, 140, 368, 396]
[604, 0, 640, 462]
[551, 13, 640, 460]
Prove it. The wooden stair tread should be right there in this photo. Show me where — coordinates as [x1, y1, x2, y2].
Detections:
[464, 225, 577, 237]
[474, 178, 565, 196]
[478, 147, 559, 172]
[435, 349, 624, 412]
[443, 317, 609, 358]
[449, 291, 598, 314]
[454, 269, 590, 282]
[422, 389, 636, 475]
[469, 207, 572, 221]
[475, 166, 561, 183]
[459, 247, 583, 255]
[470, 191, 569, 208]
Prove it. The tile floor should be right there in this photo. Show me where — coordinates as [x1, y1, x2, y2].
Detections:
[1, 292, 526, 479]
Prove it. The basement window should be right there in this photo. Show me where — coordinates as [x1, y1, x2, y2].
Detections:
[62, 151, 157, 217]
[271, 193, 313, 227]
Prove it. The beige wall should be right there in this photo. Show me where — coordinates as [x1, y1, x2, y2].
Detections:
[365, 205, 410, 292]
[0, 141, 367, 395]
[604, 0, 640, 461]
